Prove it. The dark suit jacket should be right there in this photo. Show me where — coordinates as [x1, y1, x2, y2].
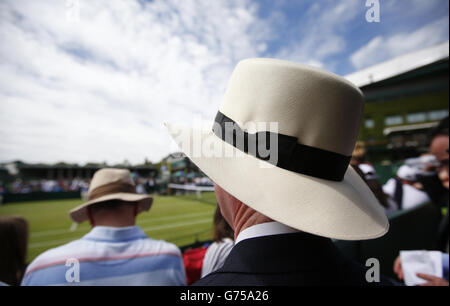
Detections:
[193, 232, 397, 286]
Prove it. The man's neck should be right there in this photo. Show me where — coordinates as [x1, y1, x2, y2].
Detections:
[90, 219, 135, 227]
[235, 221, 300, 245]
[233, 206, 273, 240]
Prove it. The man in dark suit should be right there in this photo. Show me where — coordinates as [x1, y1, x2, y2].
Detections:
[194, 185, 396, 286]
[166, 58, 397, 286]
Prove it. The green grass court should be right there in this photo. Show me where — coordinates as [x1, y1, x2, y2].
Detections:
[0, 192, 218, 263]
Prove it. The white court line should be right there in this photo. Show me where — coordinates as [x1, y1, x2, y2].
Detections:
[30, 211, 213, 238]
[28, 218, 212, 249]
[31, 227, 78, 238]
[29, 238, 76, 250]
[140, 218, 212, 232]
[138, 211, 213, 227]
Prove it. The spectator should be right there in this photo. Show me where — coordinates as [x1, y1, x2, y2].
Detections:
[417, 117, 449, 210]
[167, 59, 396, 285]
[136, 182, 145, 194]
[353, 164, 397, 214]
[182, 245, 208, 285]
[21, 168, 186, 286]
[429, 116, 449, 191]
[392, 116, 449, 286]
[181, 205, 234, 285]
[350, 141, 368, 167]
[147, 178, 155, 194]
[0, 216, 29, 286]
[383, 164, 431, 210]
[393, 252, 448, 286]
[201, 206, 234, 277]
[428, 117, 449, 252]
[0, 184, 3, 205]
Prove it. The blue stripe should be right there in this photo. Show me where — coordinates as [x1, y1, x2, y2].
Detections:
[81, 226, 148, 243]
[22, 254, 183, 286]
[81, 236, 147, 243]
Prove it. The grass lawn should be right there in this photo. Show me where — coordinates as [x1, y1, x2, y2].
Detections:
[0, 192, 218, 263]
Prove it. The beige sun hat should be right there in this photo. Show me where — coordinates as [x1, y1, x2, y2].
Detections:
[69, 168, 153, 223]
[166, 58, 389, 241]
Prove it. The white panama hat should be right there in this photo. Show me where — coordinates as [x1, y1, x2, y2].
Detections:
[166, 58, 389, 240]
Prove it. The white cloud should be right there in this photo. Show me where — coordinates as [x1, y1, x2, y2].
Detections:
[0, 0, 270, 165]
[0, 0, 447, 165]
[274, 0, 362, 68]
[350, 17, 449, 69]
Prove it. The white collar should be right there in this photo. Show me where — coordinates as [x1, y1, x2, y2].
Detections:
[235, 221, 300, 245]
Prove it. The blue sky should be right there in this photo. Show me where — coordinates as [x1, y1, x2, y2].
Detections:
[0, 0, 448, 164]
[256, 0, 449, 73]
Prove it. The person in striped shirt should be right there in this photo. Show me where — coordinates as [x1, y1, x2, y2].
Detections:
[21, 168, 186, 286]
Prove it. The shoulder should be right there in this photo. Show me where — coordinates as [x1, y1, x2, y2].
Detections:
[141, 237, 182, 257]
[203, 239, 234, 264]
[22, 239, 86, 286]
[193, 271, 245, 286]
[383, 178, 396, 194]
[205, 238, 234, 254]
[25, 239, 85, 275]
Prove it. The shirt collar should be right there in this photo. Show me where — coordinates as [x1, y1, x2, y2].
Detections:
[82, 226, 147, 242]
[235, 221, 300, 245]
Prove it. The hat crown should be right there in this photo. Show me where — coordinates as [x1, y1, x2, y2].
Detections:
[88, 168, 134, 194]
[397, 165, 418, 181]
[219, 58, 364, 156]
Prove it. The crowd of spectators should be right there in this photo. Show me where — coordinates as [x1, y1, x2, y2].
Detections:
[169, 175, 213, 186]
[0, 175, 213, 198]
[1, 178, 90, 194]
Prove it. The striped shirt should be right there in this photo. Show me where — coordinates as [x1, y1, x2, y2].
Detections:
[21, 226, 186, 286]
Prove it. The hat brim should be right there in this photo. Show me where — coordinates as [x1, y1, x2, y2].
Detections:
[69, 193, 153, 223]
[166, 123, 388, 241]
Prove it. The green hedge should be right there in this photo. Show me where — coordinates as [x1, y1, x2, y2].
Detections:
[1, 191, 81, 204]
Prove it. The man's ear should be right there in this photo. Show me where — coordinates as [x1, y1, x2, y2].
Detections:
[133, 203, 139, 217]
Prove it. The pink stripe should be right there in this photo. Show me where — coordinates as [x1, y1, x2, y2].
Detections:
[25, 251, 180, 276]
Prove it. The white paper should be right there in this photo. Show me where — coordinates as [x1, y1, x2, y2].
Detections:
[400, 250, 443, 286]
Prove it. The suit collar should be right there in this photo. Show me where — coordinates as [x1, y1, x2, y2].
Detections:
[217, 232, 342, 274]
[235, 221, 300, 245]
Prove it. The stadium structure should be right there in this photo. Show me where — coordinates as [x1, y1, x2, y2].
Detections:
[346, 41, 449, 164]
[159, 152, 200, 178]
[1, 161, 157, 180]
[0, 161, 157, 203]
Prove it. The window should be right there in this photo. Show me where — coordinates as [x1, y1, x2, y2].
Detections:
[406, 112, 426, 123]
[428, 109, 448, 121]
[385, 115, 403, 126]
[365, 118, 375, 129]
